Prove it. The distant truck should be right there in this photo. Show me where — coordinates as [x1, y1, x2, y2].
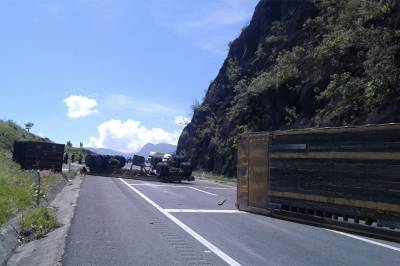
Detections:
[84, 154, 126, 174]
[147, 151, 165, 167]
[145, 152, 194, 182]
[13, 141, 65, 172]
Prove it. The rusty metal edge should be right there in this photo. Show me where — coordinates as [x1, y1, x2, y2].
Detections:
[238, 122, 400, 138]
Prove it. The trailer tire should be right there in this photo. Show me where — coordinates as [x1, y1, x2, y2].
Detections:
[95, 156, 105, 169]
[181, 162, 192, 177]
[156, 162, 169, 178]
[85, 154, 95, 168]
[109, 158, 120, 168]
[115, 156, 126, 168]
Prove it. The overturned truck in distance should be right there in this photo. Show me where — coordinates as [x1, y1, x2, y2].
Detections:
[130, 152, 193, 182]
[84, 152, 193, 183]
[237, 123, 400, 242]
[85, 154, 126, 173]
[149, 153, 194, 182]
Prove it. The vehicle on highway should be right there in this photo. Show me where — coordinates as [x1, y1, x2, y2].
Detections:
[84, 154, 126, 174]
[237, 123, 400, 242]
[144, 152, 194, 182]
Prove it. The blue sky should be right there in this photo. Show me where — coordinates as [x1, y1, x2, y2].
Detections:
[0, 0, 258, 152]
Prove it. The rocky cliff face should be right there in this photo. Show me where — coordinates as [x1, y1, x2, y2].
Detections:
[177, 0, 400, 176]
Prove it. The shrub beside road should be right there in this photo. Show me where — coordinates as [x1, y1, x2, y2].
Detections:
[0, 120, 64, 240]
[19, 207, 59, 240]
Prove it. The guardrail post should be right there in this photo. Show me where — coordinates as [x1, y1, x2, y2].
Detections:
[32, 170, 41, 206]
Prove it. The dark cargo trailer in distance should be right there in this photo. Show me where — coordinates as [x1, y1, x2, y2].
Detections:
[13, 141, 65, 172]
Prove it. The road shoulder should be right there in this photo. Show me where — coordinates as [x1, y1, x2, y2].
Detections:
[7, 175, 84, 266]
[194, 175, 237, 188]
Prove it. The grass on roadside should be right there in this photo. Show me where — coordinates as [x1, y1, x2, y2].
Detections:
[0, 153, 32, 225]
[39, 171, 66, 193]
[192, 170, 236, 185]
[19, 207, 60, 239]
[0, 153, 64, 227]
[0, 119, 66, 241]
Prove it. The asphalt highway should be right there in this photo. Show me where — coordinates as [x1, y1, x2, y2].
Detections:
[62, 175, 400, 265]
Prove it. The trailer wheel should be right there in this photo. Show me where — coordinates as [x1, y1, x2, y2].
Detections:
[85, 154, 95, 168]
[156, 162, 169, 178]
[109, 158, 120, 168]
[181, 162, 192, 177]
[115, 156, 126, 168]
[95, 156, 105, 168]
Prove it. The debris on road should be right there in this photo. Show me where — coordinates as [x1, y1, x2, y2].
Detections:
[218, 199, 227, 206]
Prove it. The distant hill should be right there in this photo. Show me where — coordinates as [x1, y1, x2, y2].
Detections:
[0, 119, 91, 161]
[0, 120, 50, 155]
[84, 147, 132, 157]
[136, 143, 176, 157]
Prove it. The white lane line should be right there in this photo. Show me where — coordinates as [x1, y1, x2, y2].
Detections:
[326, 229, 400, 252]
[120, 178, 241, 266]
[202, 187, 235, 190]
[164, 209, 244, 213]
[129, 183, 218, 196]
[130, 184, 177, 187]
[126, 182, 146, 185]
[189, 187, 217, 196]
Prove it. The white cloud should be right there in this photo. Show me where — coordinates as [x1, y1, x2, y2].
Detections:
[174, 115, 190, 127]
[88, 119, 180, 153]
[64, 95, 98, 119]
[103, 94, 177, 114]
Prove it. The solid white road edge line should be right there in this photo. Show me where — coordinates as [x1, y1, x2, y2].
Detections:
[129, 184, 179, 187]
[326, 229, 400, 252]
[164, 209, 244, 213]
[189, 187, 218, 196]
[202, 187, 235, 190]
[119, 178, 242, 266]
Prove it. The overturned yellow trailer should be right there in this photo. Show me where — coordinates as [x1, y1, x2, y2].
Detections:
[237, 123, 400, 242]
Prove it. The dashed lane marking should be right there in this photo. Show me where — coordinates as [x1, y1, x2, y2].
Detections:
[164, 209, 244, 213]
[120, 178, 242, 266]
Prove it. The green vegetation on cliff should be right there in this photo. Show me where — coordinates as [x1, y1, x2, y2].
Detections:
[0, 120, 50, 153]
[177, 0, 400, 176]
